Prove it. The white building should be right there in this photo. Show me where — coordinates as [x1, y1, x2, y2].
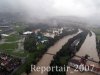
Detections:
[1, 34, 9, 37]
[23, 31, 32, 35]
[43, 27, 64, 38]
[34, 29, 41, 34]
[43, 33, 55, 38]
[52, 27, 64, 35]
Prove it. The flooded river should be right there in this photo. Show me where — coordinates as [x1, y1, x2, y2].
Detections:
[67, 32, 100, 75]
[29, 30, 81, 75]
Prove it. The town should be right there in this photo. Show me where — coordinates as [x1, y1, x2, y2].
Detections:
[0, 22, 79, 75]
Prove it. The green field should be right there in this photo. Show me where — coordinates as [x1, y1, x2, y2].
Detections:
[0, 43, 18, 50]
[97, 35, 100, 40]
[0, 32, 27, 57]
[5, 33, 21, 42]
[93, 28, 100, 40]
[0, 43, 29, 58]
[0, 24, 48, 75]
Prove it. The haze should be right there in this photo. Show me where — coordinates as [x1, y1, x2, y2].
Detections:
[0, 0, 100, 22]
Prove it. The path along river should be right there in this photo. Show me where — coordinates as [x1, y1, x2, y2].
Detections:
[29, 30, 82, 75]
[67, 32, 100, 75]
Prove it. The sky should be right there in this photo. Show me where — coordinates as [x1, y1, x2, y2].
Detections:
[0, 0, 100, 19]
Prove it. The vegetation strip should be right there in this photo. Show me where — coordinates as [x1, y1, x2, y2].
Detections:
[48, 29, 88, 75]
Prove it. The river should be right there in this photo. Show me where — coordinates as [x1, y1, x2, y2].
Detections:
[67, 32, 100, 75]
[29, 30, 82, 75]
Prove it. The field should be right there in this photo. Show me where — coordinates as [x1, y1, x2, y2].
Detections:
[0, 28, 27, 57]
[5, 33, 21, 42]
[93, 28, 100, 40]
[0, 43, 18, 50]
[0, 24, 48, 75]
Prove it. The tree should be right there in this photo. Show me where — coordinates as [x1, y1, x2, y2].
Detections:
[0, 34, 2, 40]
[24, 34, 36, 52]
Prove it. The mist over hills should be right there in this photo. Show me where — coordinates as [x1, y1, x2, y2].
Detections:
[0, 0, 100, 27]
[0, 12, 99, 27]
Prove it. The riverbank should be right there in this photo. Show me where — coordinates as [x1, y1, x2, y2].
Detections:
[29, 29, 81, 75]
[93, 28, 100, 60]
[13, 28, 78, 75]
[67, 32, 100, 75]
[48, 30, 88, 75]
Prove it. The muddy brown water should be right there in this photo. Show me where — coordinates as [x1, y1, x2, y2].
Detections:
[67, 32, 100, 75]
[29, 30, 82, 75]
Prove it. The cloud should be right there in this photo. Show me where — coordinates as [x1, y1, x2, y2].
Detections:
[53, 0, 99, 17]
[0, 0, 100, 18]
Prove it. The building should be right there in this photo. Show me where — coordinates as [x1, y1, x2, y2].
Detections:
[23, 31, 33, 35]
[43, 32, 55, 38]
[42, 27, 64, 38]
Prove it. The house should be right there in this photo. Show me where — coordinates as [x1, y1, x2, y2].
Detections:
[41, 40, 48, 43]
[0, 53, 21, 72]
[34, 29, 41, 34]
[43, 32, 55, 38]
[42, 27, 64, 38]
[35, 33, 48, 44]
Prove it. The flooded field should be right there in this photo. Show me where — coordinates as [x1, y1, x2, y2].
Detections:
[67, 32, 100, 75]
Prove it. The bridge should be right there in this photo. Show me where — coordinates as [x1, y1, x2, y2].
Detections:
[75, 55, 99, 63]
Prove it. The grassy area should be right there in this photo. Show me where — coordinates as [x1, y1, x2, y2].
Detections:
[37, 44, 45, 50]
[0, 43, 27, 57]
[0, 43, 18, 50]
[0, 42, 20, 57]
[0, 42, 46, 58]
[93, 28, 100, 40]
[12, 44, 47, 75]
[14, 23, 26, 33]
[0, 49, 14, 55]
[5, 33, 21, 42]
[12, 51, 29, 57]
[94, 29, 100, 35]
[97, 35, 100, 40]
[13, 52, 35, 75]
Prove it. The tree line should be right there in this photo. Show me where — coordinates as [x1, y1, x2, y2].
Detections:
[48, 30, 88, 75]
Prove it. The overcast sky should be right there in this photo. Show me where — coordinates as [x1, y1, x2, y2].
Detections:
[0, 0, 100, 19]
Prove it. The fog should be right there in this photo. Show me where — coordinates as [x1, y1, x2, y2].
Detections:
[0, 0, 100, 22]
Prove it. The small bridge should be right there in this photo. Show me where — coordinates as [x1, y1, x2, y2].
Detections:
[75, 55, 99, 63]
